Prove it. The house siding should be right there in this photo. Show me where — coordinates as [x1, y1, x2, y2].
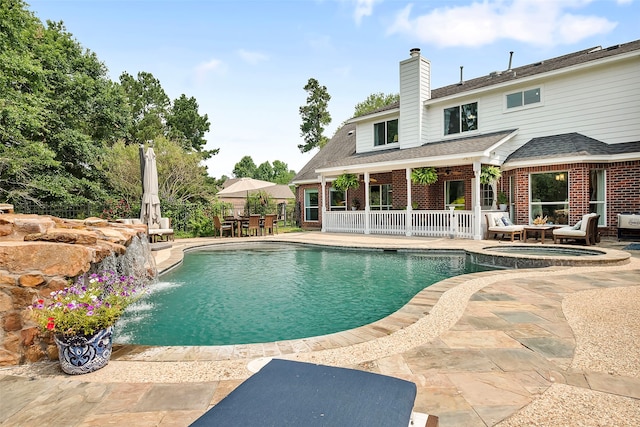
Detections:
[399, 55, 430, 149]
[424, 56, 640, 160]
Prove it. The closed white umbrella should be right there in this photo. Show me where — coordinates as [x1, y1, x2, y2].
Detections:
[140, 147, 161, 229]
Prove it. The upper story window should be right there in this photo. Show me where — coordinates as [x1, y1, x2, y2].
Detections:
[444, 102, 477, 136]
[374, 119, 398, 146]
[506, 88, 540, 109]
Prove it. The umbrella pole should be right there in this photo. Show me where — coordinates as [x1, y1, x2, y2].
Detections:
[139, 144, 146, 195]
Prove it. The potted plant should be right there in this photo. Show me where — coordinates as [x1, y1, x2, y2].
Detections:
[410, 167, 438, 186]
[351, 198, 361, 210]
[31, 270, 147, 375]
[497, 191, 508, 211]
[333, 173, 360, 192]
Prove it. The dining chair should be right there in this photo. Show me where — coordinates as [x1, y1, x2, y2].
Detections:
[213, 215, 234, 238]
[243, 215, 261, 237]
[262, 214, 278, 235]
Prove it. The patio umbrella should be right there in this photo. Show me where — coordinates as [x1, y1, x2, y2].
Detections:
[217, 177, 276, 196]
[140, 147, 161, 229]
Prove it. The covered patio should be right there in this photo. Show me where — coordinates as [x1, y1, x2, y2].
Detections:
[295, 127, 518, 240]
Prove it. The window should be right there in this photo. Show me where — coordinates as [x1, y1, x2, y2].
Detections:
[374, 119, 398, 146]
[304, 189, 318, 221]
[481, 184, 494, 209]
[329, 189, 346, 211]
[589, 170, 605, 225]
[530, 172, 568, 224]
[506, 88, 540, 109]
[445, 180, 465, 210]
[369, 184, 392, 210]
[444, 102, 477, 135]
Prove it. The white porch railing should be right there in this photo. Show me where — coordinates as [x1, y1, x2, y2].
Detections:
[323, 210, 475, 238]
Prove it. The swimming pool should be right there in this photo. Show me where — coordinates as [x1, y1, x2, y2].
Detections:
[115, 243, 495, 346]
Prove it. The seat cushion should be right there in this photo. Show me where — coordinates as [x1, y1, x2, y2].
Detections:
[553, 228, 586, 237]
[489, 225, 523, 232]
[190, 359, 417, 427]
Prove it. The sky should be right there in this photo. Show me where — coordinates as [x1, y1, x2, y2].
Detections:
[27, 0, 639, 179]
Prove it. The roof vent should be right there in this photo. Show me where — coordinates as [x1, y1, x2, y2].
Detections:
[534, 61, 544, 66]
[489, 70, 502, 77]
[347, 130, 354, 136]
[605, 44, 620, 51]
[507, 51, 514, 71]
[409, 48, 420, 58]
[459, 66, 464, 85]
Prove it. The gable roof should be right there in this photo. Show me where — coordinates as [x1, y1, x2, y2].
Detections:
[504, 133, 640, 167]
[352, 39, 640, 118]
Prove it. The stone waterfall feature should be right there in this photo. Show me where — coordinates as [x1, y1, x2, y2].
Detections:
[0, 214, 157, 365]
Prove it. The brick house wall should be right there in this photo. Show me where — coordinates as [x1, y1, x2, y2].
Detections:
[502, 160, 640, 237]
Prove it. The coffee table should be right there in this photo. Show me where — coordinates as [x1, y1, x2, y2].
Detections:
[523, 225, 554, 244]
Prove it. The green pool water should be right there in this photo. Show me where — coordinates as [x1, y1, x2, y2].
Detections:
[115, 243, 494, 346]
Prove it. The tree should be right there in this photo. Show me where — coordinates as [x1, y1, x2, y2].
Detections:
[255, 161, 274, 182]
[353, 92, 399, 117]
[272, 160, 295, 185]
[298, 78, 331, 153]
[166, 94, 214, 155]
[232, 156, 257, 178]
[119, 71, 170, 145]
[0, 1, 128, 205]
[100, 136, 214, 205]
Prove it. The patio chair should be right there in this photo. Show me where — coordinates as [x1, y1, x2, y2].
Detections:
[552, 213, 599, 245]
[189, 359, 438, 427]
[213, 216, 234, 238]
[262, 214, 278, 235]
[242, 214, 261, 237]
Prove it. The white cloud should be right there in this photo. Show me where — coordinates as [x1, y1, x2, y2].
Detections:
[353, 0, 379, 25]
[616, 0, 633, 4]
[237, 49, 269, 65]
[194, 58, 226, 83]
[387, 0, 618, 48]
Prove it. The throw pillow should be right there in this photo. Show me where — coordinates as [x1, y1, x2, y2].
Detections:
[501, 216, 514, 226]
[494, 216, 504, 227]
[572, 220, 582, 230]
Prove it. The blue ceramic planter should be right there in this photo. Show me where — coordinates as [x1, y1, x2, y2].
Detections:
[54, 326, 113, 375]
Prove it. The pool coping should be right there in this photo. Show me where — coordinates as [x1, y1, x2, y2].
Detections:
[111, 233, 631, 363]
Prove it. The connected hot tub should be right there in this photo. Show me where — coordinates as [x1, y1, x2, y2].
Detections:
[470, 244, 628, 268]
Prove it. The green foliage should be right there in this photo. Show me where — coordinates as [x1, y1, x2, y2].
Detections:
[233, 156, 257, 178]
[245, 190, 275, 216]
[298, 78, 331, 153]
[411, 167, 438, 185]
[166, 94, 213, 155]
[333, 173, 360, 191]
[497, 191, 508, 204]
[480, 165, 502, 184]
[353, 92, 400, 117]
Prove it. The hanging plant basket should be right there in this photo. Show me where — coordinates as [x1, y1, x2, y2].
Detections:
[411, 167, 438, 185]
[480, 165, 502, 185]
[333, 173, 360, 191]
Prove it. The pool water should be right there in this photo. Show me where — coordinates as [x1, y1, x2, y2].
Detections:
[115, 243, 494, 346]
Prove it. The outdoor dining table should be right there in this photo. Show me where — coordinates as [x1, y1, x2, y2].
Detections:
[227, 216, 264, 237]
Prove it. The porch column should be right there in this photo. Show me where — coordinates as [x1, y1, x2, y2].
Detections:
[405, 168, 412, 236]
[472, 162, 483, 240]
[364, 171, 370, 234]
[320, 175, 326, 232]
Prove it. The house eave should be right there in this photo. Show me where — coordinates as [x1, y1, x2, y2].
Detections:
[502, 153, 640, 171]
[348, 108, 400, 124]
